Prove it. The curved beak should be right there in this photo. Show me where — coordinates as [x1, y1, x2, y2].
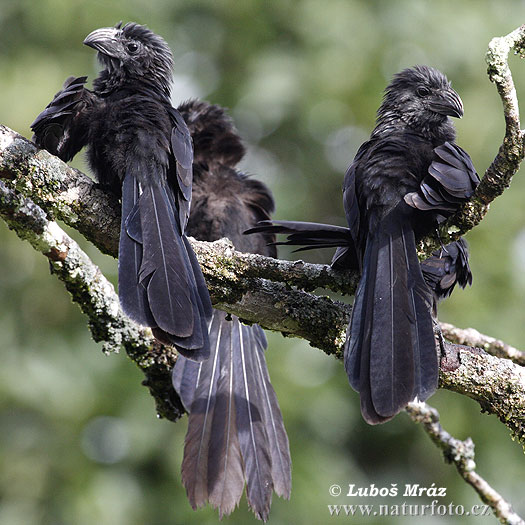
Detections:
[428, 88, 464, 118]
[83, 27, 121, 57]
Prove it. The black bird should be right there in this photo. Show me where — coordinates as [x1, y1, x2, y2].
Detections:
[31, 23, 290, 520]
[31, 23, 212, 359]
[248, 66, 479, 424]
[172, 100, 291, 521]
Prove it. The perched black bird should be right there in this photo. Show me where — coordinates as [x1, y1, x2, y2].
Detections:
[31, 23, 290, 521]
[31, 23, 212, 359]
[249, 66, 479, 424]
[172, 100, 291, 521]
[343, 67, 478, 423]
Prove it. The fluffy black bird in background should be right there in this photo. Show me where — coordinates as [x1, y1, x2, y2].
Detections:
[31, 23, 212, 359]
[249, 66, 479, 424]
[172, 101, 291, 521]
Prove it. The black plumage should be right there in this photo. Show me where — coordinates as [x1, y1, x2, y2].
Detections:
[343, 66, 478, 423]
[31, 23, 212, 359]
[420, 238, 472, 315]
[248, 66, 479, 424]
[172, 101, 291, 521]
[31, 24, 290, 521]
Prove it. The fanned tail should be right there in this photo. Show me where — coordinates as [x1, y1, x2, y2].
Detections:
[173, 310, 291, 521]
[119, 173, 210, 360]
[345, 206, 436, 424]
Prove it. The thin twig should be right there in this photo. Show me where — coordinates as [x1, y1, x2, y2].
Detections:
[406, 402, 524, 525]
[441, 322, 525, 366]
[419, 25, 525, 256]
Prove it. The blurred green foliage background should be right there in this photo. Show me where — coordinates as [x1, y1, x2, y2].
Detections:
[1, 1, 525, 524]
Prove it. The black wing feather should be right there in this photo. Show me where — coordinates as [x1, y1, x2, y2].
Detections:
[31, 76, 93, 162]
[405, 141, 480, 218]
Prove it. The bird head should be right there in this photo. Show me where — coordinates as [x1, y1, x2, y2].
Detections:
[379, 65, 463, 132]
[84, 22, 173, 96]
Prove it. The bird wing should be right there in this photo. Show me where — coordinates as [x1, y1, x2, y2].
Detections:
[404, 141, 480, 220]
[31, 76, 94, 162]
[421, 238, 472, 301]
[168, 107, 194, 231]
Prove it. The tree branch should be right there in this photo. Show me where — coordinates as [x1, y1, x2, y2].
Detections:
[441, 322, 525, 366]
[2, 159, 525, 447]
[406, 402, 525, 525]
[2, 24, 525, 523]
[440, 342, 525, 450]
[0, 178, 185, 422]
[419, 25, 525, 256]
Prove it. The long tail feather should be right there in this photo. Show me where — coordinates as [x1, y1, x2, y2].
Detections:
[244, 219, 358, 270]
[118, 174, 155, 327]
[232, 320, 273, 521]
[173, 311, 291, 521]
[118, 173, 210, 360]
[251, 325, 291, 499]
[179, 311, 222, 508]
[345, 207, 436, 423]
[207, 319, 245, 518]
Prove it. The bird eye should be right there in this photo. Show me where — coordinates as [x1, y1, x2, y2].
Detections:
[416, 86, 430, 97]
[127, 42, 139, 53]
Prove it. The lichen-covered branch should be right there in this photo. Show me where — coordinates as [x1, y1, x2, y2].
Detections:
[0, 127, 121, 256]
[3, 125, 524, 361]
[440, 342, 525, 449]
[0, 125, 358, 296]
[406, 402, 524, 525]
[441, 322, 525, 366]
[2, 122, 525, 445]
[484, 25, 525, 203]
[419, 25, 525, 256]
[3, 178, 525, 448]
[0, 179, 184, 422]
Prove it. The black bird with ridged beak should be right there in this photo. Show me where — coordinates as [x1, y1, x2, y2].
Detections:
[31, 23, 291, 522]
[246, 65, 478, 424]
[31, 22, 212, 359]
[343, 65, 477, 423]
